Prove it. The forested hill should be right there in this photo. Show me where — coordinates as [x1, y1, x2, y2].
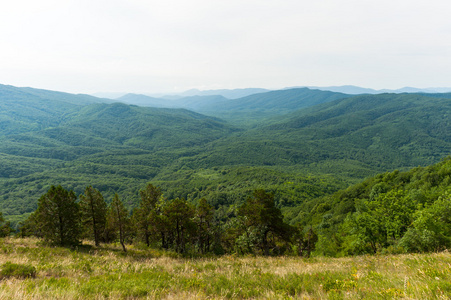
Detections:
[176, 87, 270, 99]
[190, 93, 451, 175]
[2, 84, 451, 229]
[0, 84, 110, 106]
[0, 84, 112, 135]
[198, 88, 349, 112]
[289, 156, 451, 256]
[117, 88, 351, 126]
[0, 102, 238, 161]
[118, 93, 229, 111]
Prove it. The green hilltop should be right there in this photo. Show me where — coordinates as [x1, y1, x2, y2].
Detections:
[1, 84, 451, 233]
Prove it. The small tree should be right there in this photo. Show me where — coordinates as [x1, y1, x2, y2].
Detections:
[34, 185, 81, 247]
[80, 186, 107, 246]
[0, 212, 12, 237]
[163, 198, 195, 254]
[151, 198, 171, 249]
[18, 213, 39, 238]
[238, 189, 292, 255]
[292, 224, 318, 257]
[133, 184, 162, 247]
[106, 193, 130, 252]
[400, 194, 451, 252]
[195, 198, 215, 254]
[343, 189, 415, 254]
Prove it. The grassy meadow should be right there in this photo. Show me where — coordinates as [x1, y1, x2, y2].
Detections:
[0, 238, 449, 299]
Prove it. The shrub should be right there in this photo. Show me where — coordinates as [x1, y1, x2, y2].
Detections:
[0, 262, 37, 279]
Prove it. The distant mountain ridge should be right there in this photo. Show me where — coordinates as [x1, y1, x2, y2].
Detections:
[0, 84, 111, 105]
[117, 88, 351, 126]
[0, 84, 113, 136]
[3, 82, 451, 221]
[148, 88, 270, 99]
[117, 93, 229, 110]
[93, 85, 451, 100]
[290, 85, 451, 94]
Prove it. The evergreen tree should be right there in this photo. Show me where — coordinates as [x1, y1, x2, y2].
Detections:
[152, 198, 171, 249]
[106, 193, 130, 252]
[18, 212, 39, 238]
[80, 186, 107, 246]
[133, 184, 162, 246]
[238, 189, 292, 255]
[163, 198, 195, 253]
[34, 185, 81, 247]
[0, 212, 12, 237]
[195, 198, 214, 254]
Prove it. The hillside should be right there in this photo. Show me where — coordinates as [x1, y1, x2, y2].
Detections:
[1, 237, 449, 299]
[199, 88, 349, 112]
[0, 102, 236, 159]
[286, 156, 451, 256]
[116, 93, 171, 107]
[0, 84, 109, 106]
[118, 94, 229, 111]
[176, 87, 270, 99]
[0, 84, 110, 135]
[0, 101, 242, 216]
[299, 85, 451, 94]
[117, 88, 351, 126]
[188, 93, 451, 174]
[2, 85, 451, 228]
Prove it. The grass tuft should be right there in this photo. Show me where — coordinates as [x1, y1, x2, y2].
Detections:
[0, 261, 36, 279]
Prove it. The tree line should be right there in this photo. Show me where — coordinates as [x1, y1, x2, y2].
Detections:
[5, 156, 451, 257]
[17, 184, 317, 256]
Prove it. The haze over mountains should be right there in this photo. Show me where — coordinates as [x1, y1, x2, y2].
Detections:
[290, 85, 451, 95]
[1, 82, 451, 227]
[116, 88, 350, 126]
[93, 85, 451, 101]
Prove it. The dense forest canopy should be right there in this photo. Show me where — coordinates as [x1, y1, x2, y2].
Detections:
[1, 83, 451, 253]
[16, 157, 451, 256]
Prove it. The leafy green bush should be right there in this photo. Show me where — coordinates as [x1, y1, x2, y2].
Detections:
[0, 262, 36, 279]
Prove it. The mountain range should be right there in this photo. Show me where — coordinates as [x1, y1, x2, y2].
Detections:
[290, 85, 451, 94]
[1, 83, 451, 227]
[93, 85, 451, 100]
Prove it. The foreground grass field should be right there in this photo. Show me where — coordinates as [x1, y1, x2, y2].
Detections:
[0, 238, 450, 299]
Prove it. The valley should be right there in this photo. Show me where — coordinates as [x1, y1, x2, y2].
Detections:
[1, 84, 451, 256]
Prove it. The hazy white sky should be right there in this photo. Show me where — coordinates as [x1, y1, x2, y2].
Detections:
[1, 0, 451, 94]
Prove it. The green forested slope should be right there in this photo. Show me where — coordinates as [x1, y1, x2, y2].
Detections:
[118, 93, 229, 111]
[200, 88, 349, 112]
[191, 93, 451, 173]
[0, 103, 237, 160]
[292, 156, 451, 256]
[2, 86, 451, 229]
[196, 88, 351, 126]
[0, 84, 112, 136]
[117, 88, 351, 126]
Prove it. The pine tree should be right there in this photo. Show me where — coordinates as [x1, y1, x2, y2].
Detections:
[80, 186, 107, 246]
[133, 184, 162, 247]
[34, 185, 81, 247]
[163, 198, 195, 254]
[0, 212, 12, 237]
[238, 189, 292, 255]
[106, 193, 130, 252]
[195, 198, 214, 254]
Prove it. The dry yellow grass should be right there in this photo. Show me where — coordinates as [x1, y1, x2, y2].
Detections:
[0, 237, 450, 299]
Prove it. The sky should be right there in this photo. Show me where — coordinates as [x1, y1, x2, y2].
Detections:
[1, 0, 451, 94]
